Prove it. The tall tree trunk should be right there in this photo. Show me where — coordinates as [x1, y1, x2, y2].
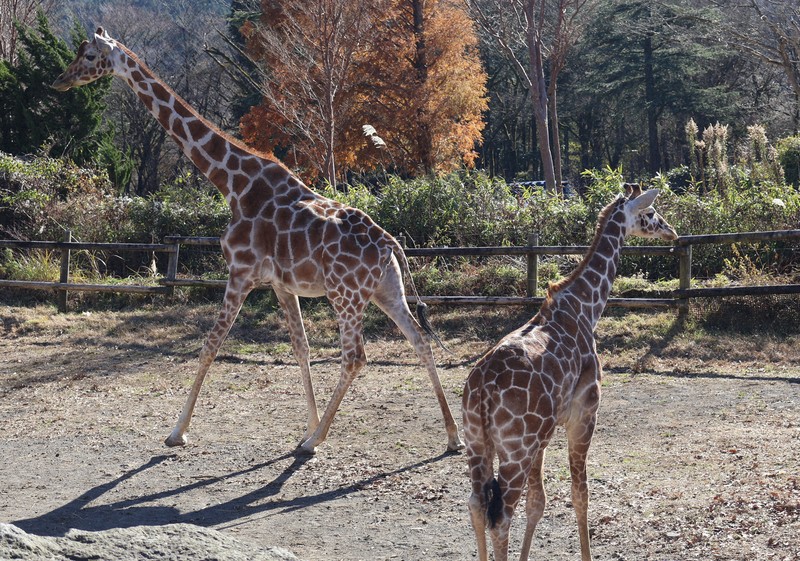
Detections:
[323, 75, 337, 189]
[643, 33, 661, 175]
[529, 56, 556, 190]
[412, 0, 434, 175]
[325, 128, 337, 189]
[525, 2, 556, 191]
[578, 114, 591, 170]
[548, 83, 563, 194]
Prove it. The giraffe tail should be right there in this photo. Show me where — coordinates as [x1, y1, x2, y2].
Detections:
[465, 367, 503, 530]
[485, 478, 503, 528]
[390, 238, 450, 353]
[415, 300, 450, 353]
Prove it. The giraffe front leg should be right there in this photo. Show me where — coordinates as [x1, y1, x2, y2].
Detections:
[165, 276, 252, 447]
[165, 343, 215, 447]
[567, 414, 597, 561]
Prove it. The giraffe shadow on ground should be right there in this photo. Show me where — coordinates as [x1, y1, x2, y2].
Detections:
[12, 450, 454, 537]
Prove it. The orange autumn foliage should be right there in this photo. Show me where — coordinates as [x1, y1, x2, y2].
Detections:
[357, 0, 488, 175]
[240, 0, 487, 182]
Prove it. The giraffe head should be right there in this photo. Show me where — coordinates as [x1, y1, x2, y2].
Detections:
[52, 28, 118, 91]
[621, 183, 678, 241]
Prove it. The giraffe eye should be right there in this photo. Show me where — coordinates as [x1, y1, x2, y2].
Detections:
[85, 54, 96, 61]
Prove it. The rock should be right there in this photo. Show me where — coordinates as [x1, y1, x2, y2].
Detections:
[0, 523, 300, 561]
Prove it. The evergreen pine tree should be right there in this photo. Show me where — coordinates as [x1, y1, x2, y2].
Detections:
[0, 11, 110, 164]
[566, 0, 736, 174]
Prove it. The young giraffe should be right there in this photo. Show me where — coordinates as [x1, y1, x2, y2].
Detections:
[52, 29, 463, 455]
[463, 184, 677, 561]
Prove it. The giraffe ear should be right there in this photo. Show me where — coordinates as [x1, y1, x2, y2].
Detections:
[94, 29, 114, 55]
[623, 182, 642, 198]
[629, 188, 659, 211]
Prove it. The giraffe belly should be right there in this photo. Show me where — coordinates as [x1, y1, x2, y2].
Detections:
[273, 280, 326, 298]
[260, 257, 326, 298]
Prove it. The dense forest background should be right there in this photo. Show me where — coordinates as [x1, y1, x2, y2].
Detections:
[0, 0, 799, 295]
[1, 0, 799, 194]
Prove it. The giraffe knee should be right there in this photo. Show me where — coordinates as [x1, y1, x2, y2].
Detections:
[343, 347, 367, 373]
[468, 492, 485, 521]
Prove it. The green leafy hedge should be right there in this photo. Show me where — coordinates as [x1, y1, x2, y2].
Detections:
[2, 154, 798, 287]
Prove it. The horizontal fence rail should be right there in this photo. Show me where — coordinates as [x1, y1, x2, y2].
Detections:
[0, 230, 798, 313]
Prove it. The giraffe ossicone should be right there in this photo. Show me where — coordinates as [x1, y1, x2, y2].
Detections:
[462, 184, 677, 561]
[53, 28, 463, 455]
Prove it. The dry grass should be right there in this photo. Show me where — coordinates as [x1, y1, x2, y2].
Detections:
[3, 296, 798, 376]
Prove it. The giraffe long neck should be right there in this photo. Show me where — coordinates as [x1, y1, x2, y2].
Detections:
[114, 44, 270, 202]
[550, 201, 627, 328]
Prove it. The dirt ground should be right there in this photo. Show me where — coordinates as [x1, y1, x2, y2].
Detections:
[0, 302, 798, 560]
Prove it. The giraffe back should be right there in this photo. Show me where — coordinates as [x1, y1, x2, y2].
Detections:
[464, 312, 595, 449]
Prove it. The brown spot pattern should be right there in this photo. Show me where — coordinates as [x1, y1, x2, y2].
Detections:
[463, 190, 677, 561]
[59, 31, 463, 467]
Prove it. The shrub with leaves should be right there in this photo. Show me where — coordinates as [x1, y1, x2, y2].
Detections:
[777, 135, 800, 187]
[0, 153, 115, 241]
[123, 173, 230, 243]
[2, 155, 798, 292]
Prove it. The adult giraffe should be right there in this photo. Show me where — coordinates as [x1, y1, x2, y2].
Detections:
[52, 28, 463, 455]
[462, 184, 677, 561]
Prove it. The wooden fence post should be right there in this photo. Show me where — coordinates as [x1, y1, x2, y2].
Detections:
[526, 233, 539, 297]
[165, 237, 180, 298]
[57, 230, 72, 313]
[678, 243, 692, 318]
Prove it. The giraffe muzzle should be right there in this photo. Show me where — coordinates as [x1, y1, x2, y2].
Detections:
[51, 75, 72, 92]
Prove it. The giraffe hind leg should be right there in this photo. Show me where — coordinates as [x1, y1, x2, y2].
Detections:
[297, 297, 368, 454]
[467, 478, 504, 561]
[464, 418, 495, 561]
[468, 489, 490, 561]
[487, 457, 530, 561]
[371, 263, 463, 451]
[519, 448, 547, 561]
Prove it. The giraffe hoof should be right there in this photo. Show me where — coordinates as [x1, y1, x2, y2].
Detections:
[446, 439, 465, 453]
[164, 433, 187, 447]
[295, 442, 317, 456]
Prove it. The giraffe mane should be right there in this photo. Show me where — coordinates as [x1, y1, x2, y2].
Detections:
[543, 195, 625, 304]
[116, 43, 291, 173]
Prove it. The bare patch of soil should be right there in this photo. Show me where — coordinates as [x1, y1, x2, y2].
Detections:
[1, 303, 798, 560]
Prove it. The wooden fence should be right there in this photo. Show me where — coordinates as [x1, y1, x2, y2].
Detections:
[1, 230, 798, 313]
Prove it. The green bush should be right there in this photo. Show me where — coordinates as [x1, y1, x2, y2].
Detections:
[0, 153, 116, 241]
[122, 173, 230, 242]
[1, 155, 231, 277]
[411, 258, 526, 297]
[777, 135, 800, 187]
[328, 172, 524, 247]
[2, 156, 798, 293]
